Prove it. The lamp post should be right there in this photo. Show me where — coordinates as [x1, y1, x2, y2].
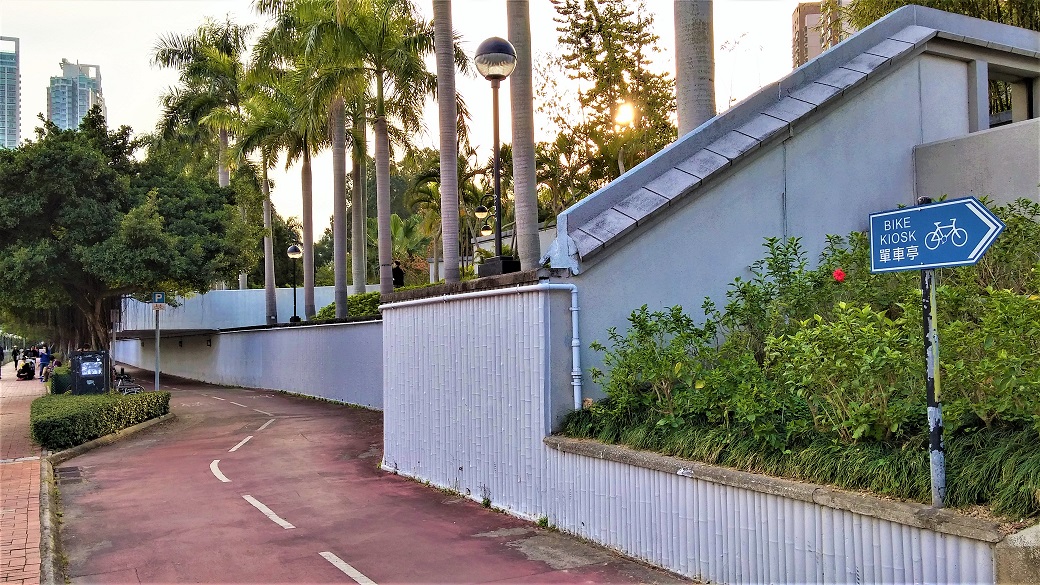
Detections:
[287, 244, 303, 323]
[475, 36, 518, 277]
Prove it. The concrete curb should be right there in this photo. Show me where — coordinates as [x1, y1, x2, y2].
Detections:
[39, 413, 176, 583]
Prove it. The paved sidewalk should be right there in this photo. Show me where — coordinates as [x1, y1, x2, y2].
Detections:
[0, 361, 45, 585]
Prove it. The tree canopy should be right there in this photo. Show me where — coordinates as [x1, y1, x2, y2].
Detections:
[0, 109, 253, 350]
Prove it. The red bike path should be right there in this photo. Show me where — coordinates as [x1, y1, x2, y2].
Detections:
[54, 368, 689, 584]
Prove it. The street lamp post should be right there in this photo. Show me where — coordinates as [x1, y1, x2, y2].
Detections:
[287, 244, 303, 323]
[475, 37, 519, 277]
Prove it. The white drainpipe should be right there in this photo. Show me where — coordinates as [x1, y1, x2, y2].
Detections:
[381, 282, 583, 410]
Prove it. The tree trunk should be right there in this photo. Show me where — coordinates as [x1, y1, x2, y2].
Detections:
[262, 166, 277, 325]
[432, 229, 441, 282]
[302, 150, 315, 319]
[675, 0, 716, 136]
[219, 128, 249, 291]
[351, 115, 368, 295]
[375, 115, 393, 295]
[332, 97, 349, 317]
[433, 0, 462, 283]
[508, 0, 541, 270]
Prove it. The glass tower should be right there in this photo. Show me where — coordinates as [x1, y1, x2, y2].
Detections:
[0, 37, 19, 149]
[47, 59, 105, 130]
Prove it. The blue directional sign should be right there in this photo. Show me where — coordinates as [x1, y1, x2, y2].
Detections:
[870, 197, 1004, 273]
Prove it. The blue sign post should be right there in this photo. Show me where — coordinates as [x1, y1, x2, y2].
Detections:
[869, 197, 1004, 509]
[869, 197, 1004, 273]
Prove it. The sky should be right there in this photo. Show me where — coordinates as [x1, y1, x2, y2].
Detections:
[1, 0, 802, 240]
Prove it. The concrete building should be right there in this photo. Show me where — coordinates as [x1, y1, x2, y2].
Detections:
[47, 59, 105, 130]
[792, 1, 853, 68]
[0, 37, 19, 149]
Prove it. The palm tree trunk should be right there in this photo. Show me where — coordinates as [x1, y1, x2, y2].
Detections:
[375, 115, 393, 295]
[262, 166, 277, 325]
[674, 0, 716, 136]
[508, 0, 540, 271]
[302, 149, 315, 319]
[351, 116, 368, 295]
[219, 128, 249, 290]
[433, 0, 462, 283]
[432, 229, 441, 282]
[332, 97, 348, 317]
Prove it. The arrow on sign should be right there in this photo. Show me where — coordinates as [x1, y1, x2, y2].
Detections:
[869, 197, 1005, 273]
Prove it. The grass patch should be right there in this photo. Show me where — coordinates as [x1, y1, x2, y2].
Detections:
[30, 392, 171, 450]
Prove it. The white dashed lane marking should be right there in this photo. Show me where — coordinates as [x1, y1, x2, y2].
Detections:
[243, 495, 295, 529]
[229, 436, 253, 452]
[230, 401, 248, 408]
[256, 419, 275, 431]
[320, 552, 376, 584]
[210, 460, 231, 483]
[253, 408, 274, 416]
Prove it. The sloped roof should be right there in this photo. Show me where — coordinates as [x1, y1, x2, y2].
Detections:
[543, 5, 1040, 274]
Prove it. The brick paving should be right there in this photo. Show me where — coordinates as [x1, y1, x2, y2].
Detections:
[0, 361, 45, 585]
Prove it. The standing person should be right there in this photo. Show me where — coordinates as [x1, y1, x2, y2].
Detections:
[392, 260, 405, 289]
[0, 345, 5, 379]
[38, 346, 51, 381]
[12, 346, 19, 367]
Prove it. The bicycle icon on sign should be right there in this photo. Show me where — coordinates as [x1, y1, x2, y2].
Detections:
[924, 219, 968, 250]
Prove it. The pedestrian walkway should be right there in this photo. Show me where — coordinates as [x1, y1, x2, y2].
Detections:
[0, 360, 45, 585]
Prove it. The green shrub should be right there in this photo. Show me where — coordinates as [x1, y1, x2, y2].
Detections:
[576, 199, 1040, 518]
[315, 291, 382, 320]
[49, 365, 73, 395]
[30, 391, 171, 450]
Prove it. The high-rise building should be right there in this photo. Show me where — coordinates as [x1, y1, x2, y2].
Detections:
[792, 2, 853, 68]
[47, 59, 105, 130]
[0, 37, 20, 149]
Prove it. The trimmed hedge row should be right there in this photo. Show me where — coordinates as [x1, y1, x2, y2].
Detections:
[315, 291, 381, 320]
[30, 392, 171, 450]
[49, 365, 72, 395]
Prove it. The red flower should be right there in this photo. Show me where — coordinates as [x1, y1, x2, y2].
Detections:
[833, 268, 846, 283]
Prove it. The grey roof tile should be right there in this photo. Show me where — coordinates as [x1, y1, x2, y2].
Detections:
[614, 188, 670, 222]
[676, 149, 730, 178]
[579, 208, 637, 246]
[816, 66, 869, 91]
[986, 40, 1015, 53]
[644, 168, 699, 201]
[889, 25, 936, 46]
[705, 131, 761, 160]
[788, 82, 843, 106]
[866, 38, 915, 58]
[842, 53, 891, 75]
[571, 228, 604, 258]
[764, 97, 816, 122]
[936, 31, 966, 43]
[737, 114, 789, 142]
[1010, 46, 1040, 58]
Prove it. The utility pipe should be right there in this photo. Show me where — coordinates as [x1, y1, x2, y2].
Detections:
[381, 283, 583, 409]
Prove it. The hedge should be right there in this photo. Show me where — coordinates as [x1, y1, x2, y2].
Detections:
[48, 365, 72, 395]
[30, 392, 171, 450]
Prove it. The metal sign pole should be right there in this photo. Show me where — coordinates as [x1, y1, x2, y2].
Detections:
[921, 268, 945, 507]
[154, 306, 160, 392]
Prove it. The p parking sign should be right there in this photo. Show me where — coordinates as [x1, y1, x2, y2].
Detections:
[151, 292, 166, 304]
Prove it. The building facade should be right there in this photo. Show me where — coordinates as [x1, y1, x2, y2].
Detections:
[0, 37, 19, 149]
[792, 1, 852, 68]
[47, 59, 105, 130]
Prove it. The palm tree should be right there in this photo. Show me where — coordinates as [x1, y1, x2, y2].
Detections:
[153, 17, 254, 289]
[433, 0, 461, 283]
[674, 0, 715, 135]
[507, 0, 540, 271]
[253, 20, 335, 320]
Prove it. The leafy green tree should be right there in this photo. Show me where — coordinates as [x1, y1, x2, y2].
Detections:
[552, 0, 677, 187]
[153, 17, 255, 290]
[0, 110, 251, 349]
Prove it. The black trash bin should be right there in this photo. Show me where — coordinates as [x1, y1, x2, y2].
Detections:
[71, 351, 109, 395]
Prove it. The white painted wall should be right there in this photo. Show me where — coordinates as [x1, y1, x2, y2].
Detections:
[121, 285, 380, 332]
[572, 54, 979, 395]
[381, 290, 996, 584]
[916, 118, 1040, 204]
[114, 320, 383, 409]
